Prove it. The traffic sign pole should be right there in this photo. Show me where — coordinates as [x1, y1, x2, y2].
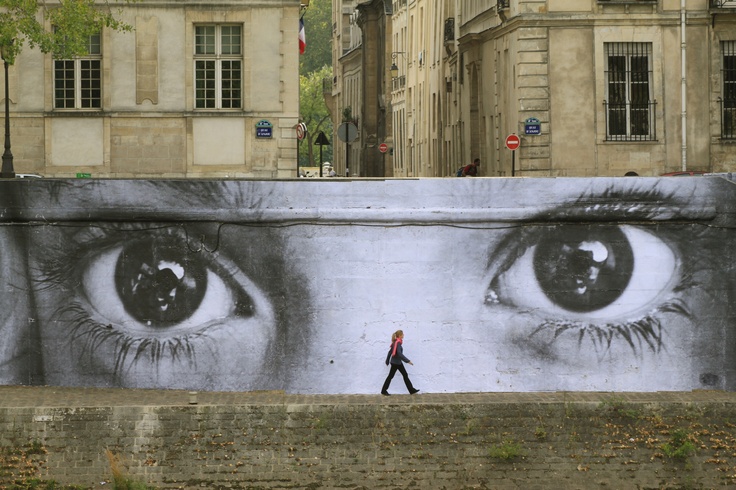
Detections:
[505, 134, 520, 177]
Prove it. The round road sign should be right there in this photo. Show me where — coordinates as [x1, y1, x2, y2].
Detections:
[337, 122, 359, 143]
[379, 143, 389, 154]
[505, 134, 520, 150]
[296, 123, 307, 140]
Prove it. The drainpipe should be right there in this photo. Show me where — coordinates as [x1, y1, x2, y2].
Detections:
[681, 0, 687, 171]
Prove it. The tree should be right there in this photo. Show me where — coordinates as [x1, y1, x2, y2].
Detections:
[299, 0, 330, 75]
[299, 64, 332, 168]
[298, 0, 332, 170]
[0, 0, 135, 63]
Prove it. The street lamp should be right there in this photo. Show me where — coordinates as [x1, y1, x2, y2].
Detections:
[390, 51, 405, 78]
[0, 41, 14, 179]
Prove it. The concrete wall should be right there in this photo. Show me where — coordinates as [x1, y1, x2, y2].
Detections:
[0, 176, 734, 393]
[2, 392, 736, 488]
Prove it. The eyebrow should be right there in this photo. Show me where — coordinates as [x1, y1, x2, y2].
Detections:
[4, 178, 720, 225]
[559, 186, 717, 222]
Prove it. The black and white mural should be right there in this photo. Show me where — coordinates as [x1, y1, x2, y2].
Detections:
[0, 176, 734, 393]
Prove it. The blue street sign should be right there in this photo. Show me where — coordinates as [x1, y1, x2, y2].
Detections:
[524, 117, 541, 135]
[525, 124, 540, 135]
[256, 120, 273, 138]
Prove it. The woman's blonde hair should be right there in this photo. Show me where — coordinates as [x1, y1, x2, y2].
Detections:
[391, 330, 404, 342]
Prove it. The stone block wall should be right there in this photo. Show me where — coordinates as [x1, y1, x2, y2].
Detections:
[2, 397, 736, 488]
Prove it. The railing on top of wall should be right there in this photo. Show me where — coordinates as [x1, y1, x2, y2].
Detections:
[710, 0, 736, 8]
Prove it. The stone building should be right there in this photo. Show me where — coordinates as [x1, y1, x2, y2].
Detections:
[2, 0, 302, 178]
[331, 0, 736, 177]
[328, 0, 394, 177]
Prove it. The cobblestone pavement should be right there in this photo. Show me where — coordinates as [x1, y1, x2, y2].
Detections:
[1, 385, 736, 408]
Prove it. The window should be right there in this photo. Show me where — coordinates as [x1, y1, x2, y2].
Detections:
[721, 41, 736, 139]
[604, 42, 656, 141]
[54, 33, 101, 109]
[194, 25, 242, 109]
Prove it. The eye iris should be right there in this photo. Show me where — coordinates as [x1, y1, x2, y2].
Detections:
[533, 227, 634, 312]
[114, 239, 207, 327]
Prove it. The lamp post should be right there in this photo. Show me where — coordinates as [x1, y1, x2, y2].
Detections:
[389, 51, 405, 79]
[0, 42, 14, 179]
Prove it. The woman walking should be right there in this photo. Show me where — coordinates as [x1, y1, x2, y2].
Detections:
[381, 330, 419, 395]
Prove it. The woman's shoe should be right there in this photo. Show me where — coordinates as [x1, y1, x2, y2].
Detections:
[381, 391, 390, 396]
[410, 389, 420, 395]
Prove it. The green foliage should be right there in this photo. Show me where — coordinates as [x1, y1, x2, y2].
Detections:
[598, 396, 641, 420]
[112, 480, 157, 490]
[298, 0, 332, 169]
[342, 106, 353, 123]
[661, 429, 696, 460]
[299, 0, 331, 74]
[299, 64, 333, 167]
[488, 439, 526, 460]
[25, 441, 45, 456]
[0, 0, 136, 63]
[534, 426, 547, 441]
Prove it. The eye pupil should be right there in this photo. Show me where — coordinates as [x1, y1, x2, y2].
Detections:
[533, 227, 634, 312]
[115, 240, 207, 327]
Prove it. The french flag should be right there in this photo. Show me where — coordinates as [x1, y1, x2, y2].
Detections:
[299, 17, 306, 55]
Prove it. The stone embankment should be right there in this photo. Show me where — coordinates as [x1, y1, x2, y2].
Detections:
[1, 387, 736, 489]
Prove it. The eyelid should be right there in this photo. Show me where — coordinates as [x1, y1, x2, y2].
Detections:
[485, 224, 685, 323]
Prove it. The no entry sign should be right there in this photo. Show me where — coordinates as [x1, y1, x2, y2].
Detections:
[379, 143, 388, 153]
[296, 122, 308, 140]
[505, 134, 520, 150]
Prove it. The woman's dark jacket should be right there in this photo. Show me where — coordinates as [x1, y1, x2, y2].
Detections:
[386, 341, 411, 366]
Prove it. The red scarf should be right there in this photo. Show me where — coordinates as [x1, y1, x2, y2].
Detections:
[392, 338, 403, 356]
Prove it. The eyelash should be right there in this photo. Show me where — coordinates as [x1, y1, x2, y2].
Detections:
[528, 298, 691, 357]
[61, 302, 213, 375]
[487, 220, 712, 355]
[33, 225, 228, 373]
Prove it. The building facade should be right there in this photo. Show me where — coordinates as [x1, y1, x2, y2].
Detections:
[332, 0, 736, 177]
[328, 0, 394, 177]
[3, 0, 302, 178]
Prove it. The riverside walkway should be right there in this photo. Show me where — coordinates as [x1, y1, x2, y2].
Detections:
[2, 385, 736, 407]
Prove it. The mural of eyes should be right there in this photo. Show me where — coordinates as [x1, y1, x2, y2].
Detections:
[487, 225, 680, 321]
[35, 226, 276, 380]
[83, 237, 257, 332]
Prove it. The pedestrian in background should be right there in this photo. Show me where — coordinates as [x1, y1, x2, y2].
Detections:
[461, 158, 481, 177]
[381, 329, 420, 395]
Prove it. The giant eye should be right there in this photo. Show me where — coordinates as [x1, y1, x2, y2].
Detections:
[115, 239, 209, 326]
[488, 225, 680, 321]
[533, 227, 634, 312]
[81, 235, 263, 335]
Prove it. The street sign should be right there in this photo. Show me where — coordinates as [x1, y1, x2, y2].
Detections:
[379, 143, 388, 153]
[524, 117, 540, 135]
[76, 172, 91, 178]
[296, 122, 308, 140]
[256, 120, 273, 138]
[505, 134, 520, 150]
[337, 122, 358, 143]
[314, 131, 331, 146]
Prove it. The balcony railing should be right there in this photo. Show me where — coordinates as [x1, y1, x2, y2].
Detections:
[719, 98, 736, 139]
[598, 0, 657, 3]
[710, 0, 736, 8]
[391, 75, 406, 91]
[604, 100, 657, 141]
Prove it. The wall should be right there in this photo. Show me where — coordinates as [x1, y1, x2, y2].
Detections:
[3, 392, 736, 488]
[0, 176, 734, 393]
